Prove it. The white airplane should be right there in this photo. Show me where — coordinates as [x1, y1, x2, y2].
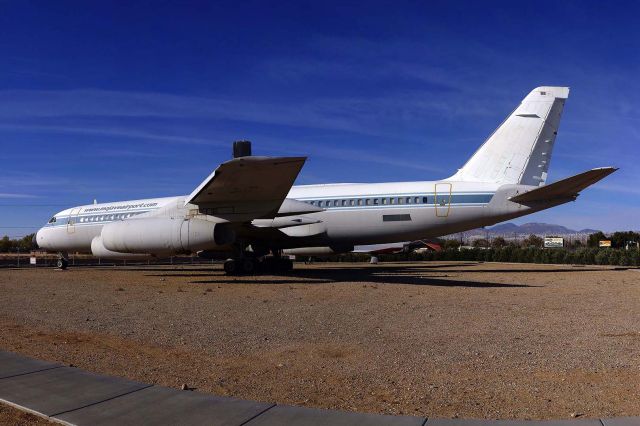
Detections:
[35, 86, 616, 274]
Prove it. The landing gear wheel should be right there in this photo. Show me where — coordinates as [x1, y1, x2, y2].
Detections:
[223, 259, 238, 275]
[279, 257, 293, 272]
[241, 258, 256, 275]
[57, 258, 69, 270]
[264, 257, 293, 273]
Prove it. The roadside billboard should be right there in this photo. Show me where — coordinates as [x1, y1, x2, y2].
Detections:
[544, 237, 564, 248]
[599, 240, 612, 248]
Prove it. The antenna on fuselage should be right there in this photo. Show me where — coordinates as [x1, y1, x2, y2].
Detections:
[93, 199, 97, 204]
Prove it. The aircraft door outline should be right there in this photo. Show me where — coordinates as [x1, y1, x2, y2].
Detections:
[67, 208, 81, 234]
[434, 183, 452, 217]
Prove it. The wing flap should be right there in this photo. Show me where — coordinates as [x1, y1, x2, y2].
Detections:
[186, 156, 306, 221]
[509, 167, 617, 203]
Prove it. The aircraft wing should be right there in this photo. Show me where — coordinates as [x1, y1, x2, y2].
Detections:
[509, 167, 617, 204]
[186, 156, 307, 221]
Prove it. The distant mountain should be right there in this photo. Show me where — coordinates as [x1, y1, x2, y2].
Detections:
[487, 223, 520, 232]
[495, 222, 574, 235]
[578, 228, 601, 234]
[451, 222, 601, 239]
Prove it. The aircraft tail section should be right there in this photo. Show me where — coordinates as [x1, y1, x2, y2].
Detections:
[451, 86, 569, 186]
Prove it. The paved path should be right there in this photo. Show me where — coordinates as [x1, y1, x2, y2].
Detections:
[0, 351, 637, 425]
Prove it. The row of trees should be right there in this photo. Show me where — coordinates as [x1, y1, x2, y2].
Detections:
[0, 234, 37, 252]
[368, 246, 640, 266]
[446, 231, 640, 250]
[586, 231, 640, 248]
[444, 234, 546, 249]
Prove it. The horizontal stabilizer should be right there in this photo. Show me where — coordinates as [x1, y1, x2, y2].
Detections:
[186, 156, 306, 221]
[509, 167, 617, 203]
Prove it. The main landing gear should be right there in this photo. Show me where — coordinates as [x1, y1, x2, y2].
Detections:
[223, 256, 293, 275]
[56, 252, 69, 270]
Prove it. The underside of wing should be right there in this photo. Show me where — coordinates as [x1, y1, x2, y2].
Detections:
[186, 156, 307, 221]
[509, 167, 617, 204]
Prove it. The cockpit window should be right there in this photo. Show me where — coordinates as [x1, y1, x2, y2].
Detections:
[48, 216, 56, 223]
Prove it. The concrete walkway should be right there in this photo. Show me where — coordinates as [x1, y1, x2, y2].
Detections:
[0, 350, 637, 425]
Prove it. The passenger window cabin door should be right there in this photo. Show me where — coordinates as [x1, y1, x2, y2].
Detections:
[434, 183, 452, 217]
[67, 208, 81, 234]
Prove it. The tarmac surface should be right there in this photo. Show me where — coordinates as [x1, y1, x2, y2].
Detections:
[1, 261, 639, 422]
[4, 349, 639, 425]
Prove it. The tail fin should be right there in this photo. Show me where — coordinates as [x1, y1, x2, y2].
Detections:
[450, 86, 569, 186]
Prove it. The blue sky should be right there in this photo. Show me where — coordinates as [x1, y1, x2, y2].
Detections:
[1, 0, 638, 236]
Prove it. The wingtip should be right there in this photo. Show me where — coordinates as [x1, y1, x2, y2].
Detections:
[592, 166, 618, 173]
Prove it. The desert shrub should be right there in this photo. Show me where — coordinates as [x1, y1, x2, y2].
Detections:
[573, 248, 587, 264]
[491, 237, 507, 248]
[618, 252, 631, 266]
[607, 249, 621, 265]
[346, 247, 637, 266]
[585, 248, 598, 265]
[595, 249, 610, 265]
[549, 249, 565, 264]
[562, 250, 575, 264]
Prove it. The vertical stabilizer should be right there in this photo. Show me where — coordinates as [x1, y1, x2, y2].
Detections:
[450, 86, 569, 186]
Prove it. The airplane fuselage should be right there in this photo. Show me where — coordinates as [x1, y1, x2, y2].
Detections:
[35, 179, 542, 254]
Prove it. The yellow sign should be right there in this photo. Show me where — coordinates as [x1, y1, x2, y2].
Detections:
[599, 240, 611, 247]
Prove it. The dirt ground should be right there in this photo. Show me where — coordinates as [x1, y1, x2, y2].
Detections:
[0, 402, 52, 425]
[1, 262, 639, 421]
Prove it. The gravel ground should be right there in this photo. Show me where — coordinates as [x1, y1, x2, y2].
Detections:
[0, 403, 52, 425]
[1, 261, 639, 421]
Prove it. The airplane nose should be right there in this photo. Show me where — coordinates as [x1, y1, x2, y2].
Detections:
[35, 228, 46, 250]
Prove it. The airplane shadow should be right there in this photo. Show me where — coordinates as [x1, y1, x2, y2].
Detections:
[189, 265, 540, 288]
[396, 267, 606, 274]
[146, 273, 225, 277]
[91, 267, 222, 273]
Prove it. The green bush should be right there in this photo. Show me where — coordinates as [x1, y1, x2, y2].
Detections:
[594, 249, 610, 265]
[349, 246, 640, 266]
[608, 249, 621, 265]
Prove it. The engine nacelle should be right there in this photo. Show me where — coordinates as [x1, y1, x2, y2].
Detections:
[91, 236, 153, 259]
[282, 245, 353, 257]
[101, 218, 235, 255]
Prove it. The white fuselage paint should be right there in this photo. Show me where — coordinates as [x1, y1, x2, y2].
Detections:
[35, 178, 540, 253]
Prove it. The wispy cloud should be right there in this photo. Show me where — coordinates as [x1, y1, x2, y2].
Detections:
[0, 172, 71, 188]
[92, 149, 168, 158]
[590, 182, 640, 196]
[0, 193, 38, 199]
[0, 123, 216, 145]
[0, 88, 502, 138]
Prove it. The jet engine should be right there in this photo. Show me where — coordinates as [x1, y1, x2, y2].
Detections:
[91, 236, 153, 259]
[282, 246, 353, 256]
[101, 218, 235, 255]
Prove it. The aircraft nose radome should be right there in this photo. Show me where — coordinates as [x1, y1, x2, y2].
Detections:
[35, 228, 47, 249]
